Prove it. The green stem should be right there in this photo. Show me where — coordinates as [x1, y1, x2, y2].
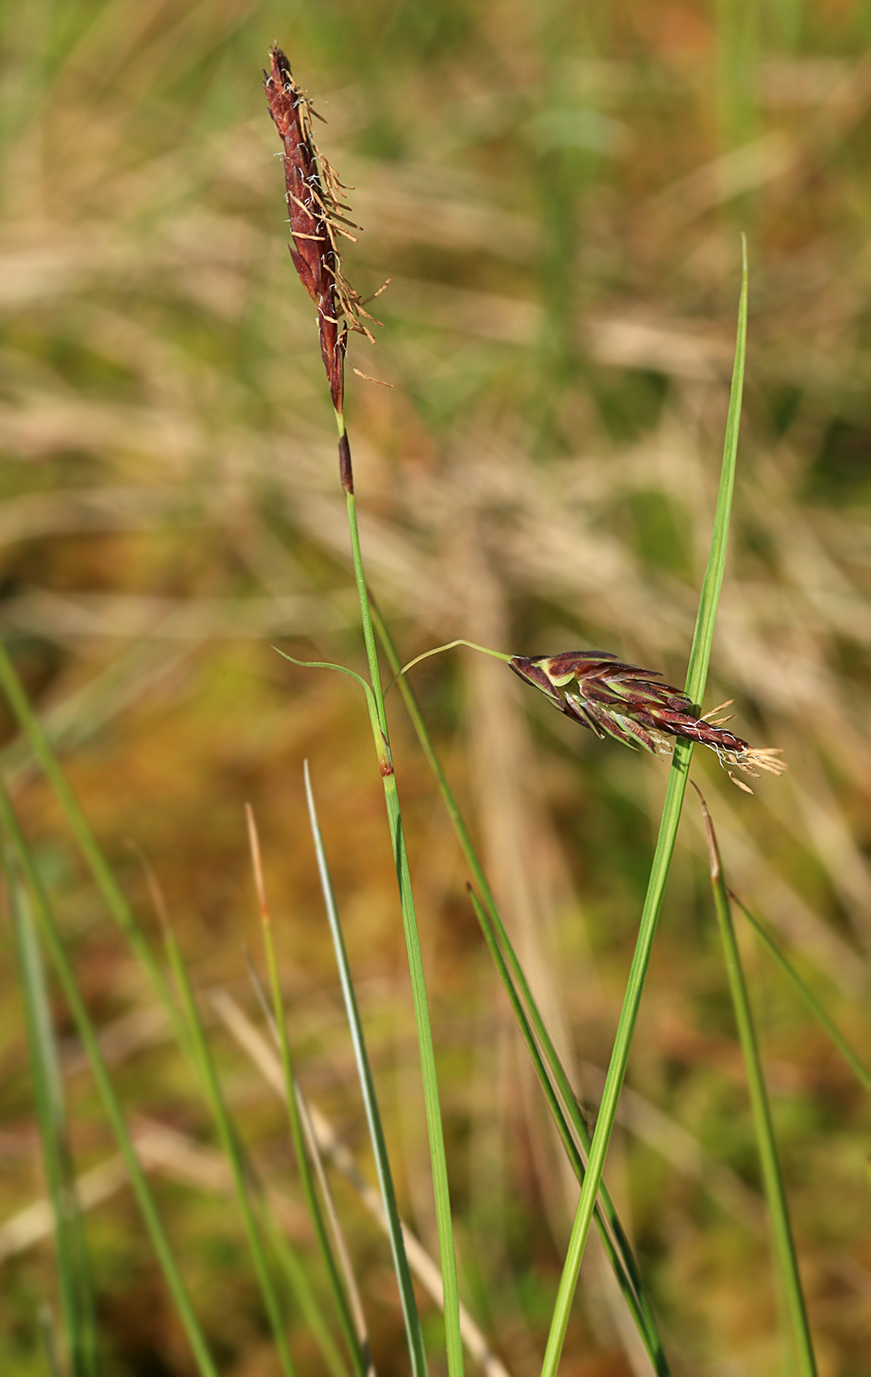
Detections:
[303, 765, 427, 1377]
[540, 747, 693, 1377]
[0, 784, 218, 1377]
[697, 790, 818, 1377]
[163, 926, 298, 1377]
[9, 857, 97, 1377]
[256, 834, 366, 1377]
[540, 240, 748, 1377]
[467, 887, 669, 1373]
[388, 640, 514, 691]
[339, 420, 463, 1377]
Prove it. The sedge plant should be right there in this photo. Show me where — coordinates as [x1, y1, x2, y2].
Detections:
[0, 38, 814, 1377]
[262, 45, 800, 1377]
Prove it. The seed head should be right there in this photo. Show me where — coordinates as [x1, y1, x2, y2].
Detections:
[264, 47, 378, 415]
[509, 651, 786, 791]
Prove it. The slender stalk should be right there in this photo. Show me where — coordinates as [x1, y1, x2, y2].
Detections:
[303, 763, 428, 1377]
[540, 241, 748, 1377]
[695, 788, 818, 1377]
[339, 417, 464, 1377]
[9, 857, 98, 1377]
[466, 887, 669, 1374]
[161, 921, 298, 1377]
[247, 805, 367, 1377]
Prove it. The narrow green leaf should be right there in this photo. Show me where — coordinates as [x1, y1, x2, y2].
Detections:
[686, 236, 749, 704]
[541, 243, 748, 1377]
[695, 788, 817, 1377]
[9, 855, 98, 1377]
[466, 886, 669, 1375]
[247, 804, 366, 1377]
[730, 891, 871, 1095]
[0, 784, 219, 1377]
[304, 762, 428, 1377]
[161, 920, 298, 1377]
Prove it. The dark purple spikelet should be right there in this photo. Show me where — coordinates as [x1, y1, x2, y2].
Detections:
[509, 652, 785, 791]
[264, 47, 378, 415]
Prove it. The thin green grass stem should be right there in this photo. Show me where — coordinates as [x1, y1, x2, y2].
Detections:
[540, 753, 692, 1376]
[371, 601, 669, 1372]
[696, 790, 817, 1377]
[9, 859, 98, 1377]
[162, 926, 298, 1377]
[304, 762, 428, 1377]
[466, 887, 669, 1375]
[0, 785, 219, 1377]
[540, 242, 748, 1377]
[341, 453, 463, 1377]
[252, 806, 367, 1377]
[215, 976, 357, 1377]
[730, 892, 871, 1095]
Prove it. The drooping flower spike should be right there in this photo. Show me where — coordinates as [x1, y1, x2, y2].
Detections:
[509, 651, 786, 792]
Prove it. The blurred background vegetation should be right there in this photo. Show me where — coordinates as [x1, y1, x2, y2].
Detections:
[1, 0, 870, 1373]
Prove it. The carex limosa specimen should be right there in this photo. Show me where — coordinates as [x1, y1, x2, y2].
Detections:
[264, 46, 379, 492]
[508, 651, 786, 791]
[264, 47, 463, 1377]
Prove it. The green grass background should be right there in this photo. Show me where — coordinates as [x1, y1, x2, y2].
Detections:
[1, 1, 870, 1373]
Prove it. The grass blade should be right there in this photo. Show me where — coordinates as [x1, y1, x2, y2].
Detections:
[541, 240, 748, 1377]
[0, 784, 219, 1377]
[213, 991, 514, 1377]
[695, 786, 818, 1377]
[246, 804, 368, 1377]
[9, 854, 98, 1377]
[159, 914, 298, 1377]
[729, 890, 871, 1095]
[303, 760, 428, 1377]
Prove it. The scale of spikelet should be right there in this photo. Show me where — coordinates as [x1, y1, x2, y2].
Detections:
[263, 47, 380, 416]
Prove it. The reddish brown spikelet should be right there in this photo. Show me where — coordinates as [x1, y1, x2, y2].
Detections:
[264, 46, 378, 415]
[510, 651, 786, 790]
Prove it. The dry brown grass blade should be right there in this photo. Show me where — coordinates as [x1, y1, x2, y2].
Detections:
[0, 1121, 309, 1265]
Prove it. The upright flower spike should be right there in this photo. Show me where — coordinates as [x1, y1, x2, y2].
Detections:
[263, 47, 378, 421]
[509, 651, 786, 791]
